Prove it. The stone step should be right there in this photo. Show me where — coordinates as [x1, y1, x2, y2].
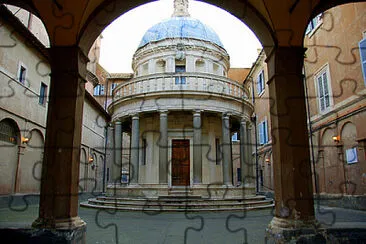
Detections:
[97, 195, 267, 204]
[80, 201, 274, 212]
[81, 196, 274, 211]
[87, 200, 273, 210]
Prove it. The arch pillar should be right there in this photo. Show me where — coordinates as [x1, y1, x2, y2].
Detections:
[266, 47, 316, 236]
[32, 46, 86, 230]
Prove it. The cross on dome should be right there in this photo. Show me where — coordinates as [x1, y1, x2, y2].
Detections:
[172, 0, 190, 17]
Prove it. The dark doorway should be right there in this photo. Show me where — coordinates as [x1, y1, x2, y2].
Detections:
[172, 139, 190, 186]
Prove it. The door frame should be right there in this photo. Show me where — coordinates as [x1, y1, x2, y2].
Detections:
[168, 134, 193, 187]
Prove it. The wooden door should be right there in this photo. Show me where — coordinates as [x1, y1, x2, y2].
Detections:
[172, 139, 190, 186]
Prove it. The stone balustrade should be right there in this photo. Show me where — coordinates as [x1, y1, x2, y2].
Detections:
[113, 72, 249, 101]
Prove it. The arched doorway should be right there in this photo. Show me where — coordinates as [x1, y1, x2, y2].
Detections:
[19, 129, 44, 193]
[0, 118, 20, 194]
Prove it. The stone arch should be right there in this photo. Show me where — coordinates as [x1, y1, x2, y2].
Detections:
[97, 155, 105, 192]
[320, 127, 344, 194]
[340, 121, 359, 194]
[78, 0, 276, 56]
[340, 121, 357, 148]
[19, 129, 44, 193]
[87, 152, 98, 192]
[0, 118, 20, 194]
[79, 148, 88, 193]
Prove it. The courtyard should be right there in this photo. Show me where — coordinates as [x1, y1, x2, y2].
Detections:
[1, 194, 366, 243]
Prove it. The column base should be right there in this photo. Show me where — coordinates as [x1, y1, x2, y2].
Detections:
[32, 216, 86, 230]
[266, 216, 320, 243]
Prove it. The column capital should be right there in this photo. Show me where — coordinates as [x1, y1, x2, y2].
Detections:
[159, 110, 169, 115]
[131, 114, 139, 120]
[193, 110, 202, 116]
[240, 118, 248, 124]
[222, 113, 231, 119]
[114, 121, 122, 125]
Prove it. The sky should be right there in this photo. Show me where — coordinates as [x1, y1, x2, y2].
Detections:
[99, 0, 262, 73]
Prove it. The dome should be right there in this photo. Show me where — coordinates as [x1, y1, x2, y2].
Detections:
[138, 17, 224, 49]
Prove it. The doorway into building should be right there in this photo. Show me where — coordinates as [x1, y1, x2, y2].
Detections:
[171, 139, 190, 186]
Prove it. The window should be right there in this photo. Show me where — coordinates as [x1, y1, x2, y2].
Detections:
[175, 65, 186, 84]
[306, 13, 323, 35]
[231, 132, 239, 142]
[359, 35, 366, 85]
[215, 138, 221, 165]
[110, 83, 117, 95]
[346, 147, 358, 164]
[18, 65, 26, 84]
[156, 60, 166, 73]
[195, 60, 205, 73]
[0, 120, 18, 144]
[258, 120, 268, 145]
[39, 82, 47, 105]
[141, 138, 147, 165]
[316, 66, 332, 112]
[256, 70, 265, 95]
[93, 84, 104, 96]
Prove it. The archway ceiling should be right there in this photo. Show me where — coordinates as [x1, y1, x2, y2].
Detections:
[5, 0, 356, 50]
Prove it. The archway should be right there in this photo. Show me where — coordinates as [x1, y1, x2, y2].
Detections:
[19, 129, 44, 193]
[1, 0, 362, 241]
[79, 148, 88, 193]
[0, 118, 20, 194]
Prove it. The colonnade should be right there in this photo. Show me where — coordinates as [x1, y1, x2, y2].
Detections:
[107, 111, 255, 186]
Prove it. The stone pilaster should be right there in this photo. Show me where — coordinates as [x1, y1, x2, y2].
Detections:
[159, 111, 168, 183]
[32, 46, 86, 230]
[113, 121, 122, 183]
[130, 114, 140, 184]
[222, 113, 232, 185]
[266, 46, 316, 236]
[193, 110, 202, 183]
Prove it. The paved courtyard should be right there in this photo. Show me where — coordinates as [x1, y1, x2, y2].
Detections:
[0, 195, 366, 243]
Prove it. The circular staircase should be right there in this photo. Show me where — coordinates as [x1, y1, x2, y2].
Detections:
[80, 194, 274, 212]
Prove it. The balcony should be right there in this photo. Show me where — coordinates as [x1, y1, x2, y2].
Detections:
[113, 72, 249, 101]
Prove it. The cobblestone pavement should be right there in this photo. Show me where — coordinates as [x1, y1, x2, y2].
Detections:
[0, 200, 365, 243]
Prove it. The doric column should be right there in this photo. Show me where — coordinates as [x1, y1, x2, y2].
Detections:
[106, 124, 115, 184]
[193, 110, 202, 183]
[130, 114, 140, 184]
[32, 46, 86, 230]
[266, 47, 315, 233]
[159, 111, 168, 183]
[222, 113, 232, 185]
[113, 121, 122, 183]
[246, 124, 255, 186]
[239, 119, 247, 185]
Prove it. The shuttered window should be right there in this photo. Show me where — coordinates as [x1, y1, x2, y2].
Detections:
[258, 120, 268, 145]
[316, 66, 332, 112]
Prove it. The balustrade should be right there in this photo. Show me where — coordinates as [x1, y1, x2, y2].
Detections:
[113, 73, 249, 101]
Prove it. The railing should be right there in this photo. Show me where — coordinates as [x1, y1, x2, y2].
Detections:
[113, 72, 248, 101]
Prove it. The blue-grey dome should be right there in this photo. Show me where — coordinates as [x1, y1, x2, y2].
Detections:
[138, 17, 224, 48]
